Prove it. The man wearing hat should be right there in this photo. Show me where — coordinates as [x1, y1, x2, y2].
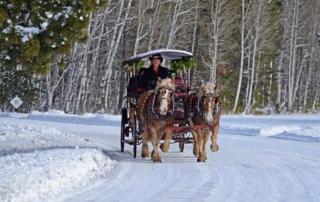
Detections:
[141, 54, 169, 90]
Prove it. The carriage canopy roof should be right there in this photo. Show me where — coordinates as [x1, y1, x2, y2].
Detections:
[125, 49, 193, 61]
[123, 49, 196, 71]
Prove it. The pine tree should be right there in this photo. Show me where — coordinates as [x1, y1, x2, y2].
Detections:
[0, 0, 108, 112]
[0, 0, 108, 72]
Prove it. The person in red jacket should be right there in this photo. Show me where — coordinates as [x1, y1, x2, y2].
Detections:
[141, 54, 169, 90]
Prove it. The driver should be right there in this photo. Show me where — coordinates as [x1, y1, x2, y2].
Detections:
[141, 54, 169, 90]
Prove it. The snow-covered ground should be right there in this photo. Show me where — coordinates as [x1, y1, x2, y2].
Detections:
[0, 110, 319, 202]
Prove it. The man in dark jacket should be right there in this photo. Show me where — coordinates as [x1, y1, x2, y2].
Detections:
[141, 54, 169, 90]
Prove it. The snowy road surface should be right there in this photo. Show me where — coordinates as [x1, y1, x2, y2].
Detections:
[0, 112, 319, 202]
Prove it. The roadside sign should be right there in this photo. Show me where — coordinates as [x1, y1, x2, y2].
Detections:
[10, 96, 23, 109]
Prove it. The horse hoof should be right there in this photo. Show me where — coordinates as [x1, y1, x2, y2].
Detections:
[197, 158, 206, 162]
[152, 156, 162, 162]
[141, 153, 149, 158]
[210, 144, 219, 152]
[153, 159, 162, 163]
[160, 144, 169, 153]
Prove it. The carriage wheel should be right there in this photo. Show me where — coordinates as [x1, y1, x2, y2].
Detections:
[120, 108, 128, 152]
[133, 114, 137, 158]
[179, 142, 184, 152]
[133, 135, 137, 158]
[179, 133, 185, 152]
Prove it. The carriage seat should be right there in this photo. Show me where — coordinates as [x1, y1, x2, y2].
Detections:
[127, 68, 147, 98]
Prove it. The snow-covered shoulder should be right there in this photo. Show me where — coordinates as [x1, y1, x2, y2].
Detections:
[0, 120, 115, 202]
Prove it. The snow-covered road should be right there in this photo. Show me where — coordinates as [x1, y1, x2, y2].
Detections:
[1, 112, 320, 202]
[66, 133, 320, 202]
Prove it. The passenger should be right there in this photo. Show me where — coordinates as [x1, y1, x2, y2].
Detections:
[141, 54, 169, 90]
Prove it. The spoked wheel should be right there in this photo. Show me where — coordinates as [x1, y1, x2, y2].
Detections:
[133, 114, 137, 158]
[179, 142, 184, 152]
[120, 108, 128, 152]
[179, 134, 185, 152]
[133, 135, 137, 158]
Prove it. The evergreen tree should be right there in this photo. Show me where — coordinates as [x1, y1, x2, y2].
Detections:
[0, 0, 108, 72]
[0, 69, 40, 112]
[0, 0, 108, 112]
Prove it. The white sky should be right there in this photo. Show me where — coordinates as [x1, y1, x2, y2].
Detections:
[0, 110, 320, 202]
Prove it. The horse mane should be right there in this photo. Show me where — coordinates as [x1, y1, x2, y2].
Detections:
[196, 82, 216, 98]
[154, 78, 176, 93]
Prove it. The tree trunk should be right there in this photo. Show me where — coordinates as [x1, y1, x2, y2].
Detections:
[232, 0, 246, 114]
[100, 0, 133, 113]
[287, 0, 298, 112]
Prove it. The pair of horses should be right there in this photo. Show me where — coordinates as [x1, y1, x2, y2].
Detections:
[136, 78, 221, 162]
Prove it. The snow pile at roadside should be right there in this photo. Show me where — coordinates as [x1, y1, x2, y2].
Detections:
[0, 120, 115, 202]
[0, 148, 114, 202]
[220, 115, 320, 142]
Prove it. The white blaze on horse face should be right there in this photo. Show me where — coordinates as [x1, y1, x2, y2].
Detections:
[204, 97, 214, 123]
[159, 88, 170, 115]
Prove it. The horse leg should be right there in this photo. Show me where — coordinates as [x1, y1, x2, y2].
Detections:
[191, 130, 199, 157]
[210, 121, 220, 152]
[202, 130, 210, 161]
[150, 128, 162, 162]
[141, 129, 149, 158]
[197, 130, 206, 162]
[160, 129, 172, 153]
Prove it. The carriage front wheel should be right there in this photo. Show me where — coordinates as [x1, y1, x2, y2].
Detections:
[133, 114, 137, 158]
[179, 142, 184, 152]
[120, 107, 128, 152]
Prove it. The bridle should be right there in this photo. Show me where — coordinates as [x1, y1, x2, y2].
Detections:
[200, 93, 218, 107]
[195, 93, 221, 125]
[157, 88, 172, 104]
[149, 87, 176, 121]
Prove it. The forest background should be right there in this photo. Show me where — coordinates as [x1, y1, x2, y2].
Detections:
[0, 0, 319, 115]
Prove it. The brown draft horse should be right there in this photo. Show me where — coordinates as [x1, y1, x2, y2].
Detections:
[136, 78, 176, 162]
[185, 82, 221, 162]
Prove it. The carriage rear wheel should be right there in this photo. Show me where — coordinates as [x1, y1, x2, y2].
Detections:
[120, 108, 128, 152]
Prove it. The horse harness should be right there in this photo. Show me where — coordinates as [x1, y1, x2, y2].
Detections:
[187, 92, 221, 126]
[140, 87, 177, 130]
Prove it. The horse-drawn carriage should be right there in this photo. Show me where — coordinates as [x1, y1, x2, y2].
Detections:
[120, 49, 221, 162]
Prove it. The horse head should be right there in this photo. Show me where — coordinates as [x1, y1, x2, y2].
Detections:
[154, 78, 176, 116]
[196, 82, 219, 124]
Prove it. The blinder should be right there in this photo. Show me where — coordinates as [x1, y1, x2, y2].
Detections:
[196, 93, 221, 120]
[150, 86, 176, 120]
